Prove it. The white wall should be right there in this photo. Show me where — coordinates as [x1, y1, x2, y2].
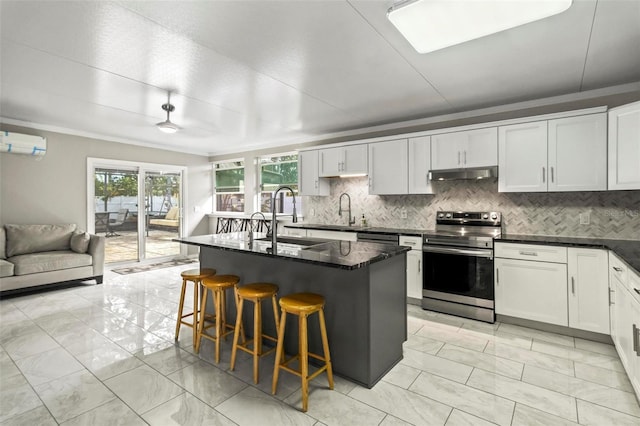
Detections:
[0, 124, 212, 254]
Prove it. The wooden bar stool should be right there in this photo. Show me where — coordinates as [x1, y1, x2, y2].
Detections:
[230, 283, 280, 384]
[272, 292, 333, 412]
[175, 268, 216, 347]
[196, 274, 241, 363]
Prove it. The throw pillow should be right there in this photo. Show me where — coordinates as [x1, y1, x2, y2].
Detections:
[70, 231, 91, 254]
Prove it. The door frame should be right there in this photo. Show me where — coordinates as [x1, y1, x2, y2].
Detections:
[87, 157, 188, 262]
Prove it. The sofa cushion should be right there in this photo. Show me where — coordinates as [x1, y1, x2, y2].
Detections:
[165, 206, 180, 220]
[0, 227, 5, 259]
[0, 259, 14, 278]
[10, 251, 92, 276]
[5, 224, 77, 257]
[70, 231, 91, 254]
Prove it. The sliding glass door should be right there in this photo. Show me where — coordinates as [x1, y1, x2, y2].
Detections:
[89, 159, 186, 265]
[144, 171, 181, 260]
[94, 167, 140, 264]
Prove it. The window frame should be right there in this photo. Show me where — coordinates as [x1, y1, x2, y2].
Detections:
[213, 159, 246, 213]
[256, 152, 301, 215]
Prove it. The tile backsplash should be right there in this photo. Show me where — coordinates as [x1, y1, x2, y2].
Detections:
[302, 177, 640, 240]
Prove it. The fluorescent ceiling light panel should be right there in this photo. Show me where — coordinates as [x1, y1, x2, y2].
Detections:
[387, 0, 573, 53]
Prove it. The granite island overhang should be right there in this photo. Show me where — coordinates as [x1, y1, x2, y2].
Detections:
[175, 232, 410, 388]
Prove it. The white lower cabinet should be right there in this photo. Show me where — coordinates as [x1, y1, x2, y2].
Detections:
[495, 257, 568, 326]
[609, 253, 640, 398]
[567, 248, 610, 334]
[495, 243, 611, 332]
[400, 236, 422, 300]
[305, 229, 357, 241]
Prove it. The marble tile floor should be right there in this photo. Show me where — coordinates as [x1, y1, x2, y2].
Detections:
[1, 264, 639, 425]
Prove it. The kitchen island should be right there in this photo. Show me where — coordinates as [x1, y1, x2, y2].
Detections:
[175, 232, 410, 388]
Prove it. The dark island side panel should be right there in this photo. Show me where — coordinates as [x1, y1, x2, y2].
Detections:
[199, 246, 406, 388]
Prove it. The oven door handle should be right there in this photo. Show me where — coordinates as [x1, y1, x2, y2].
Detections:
[422, 245, 494, 259]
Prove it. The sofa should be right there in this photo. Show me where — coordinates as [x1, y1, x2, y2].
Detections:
[149, 206, 180, 229]
[0, 224, 105, 293]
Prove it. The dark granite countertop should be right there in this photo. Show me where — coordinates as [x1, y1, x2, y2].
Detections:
[285, 223, 429, 237]
[174, 232, 410, 270]
[499, 234, 640, 275]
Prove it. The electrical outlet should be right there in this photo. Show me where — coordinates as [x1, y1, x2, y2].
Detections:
[400, 208, 408, 219]
[580, 212, 590, 225]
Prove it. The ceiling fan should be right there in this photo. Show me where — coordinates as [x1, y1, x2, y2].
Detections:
[156, 91, 180, 134]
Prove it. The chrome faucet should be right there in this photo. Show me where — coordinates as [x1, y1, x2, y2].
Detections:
[248, 211, 267, 246]
[271, 186, 298, 253]
[338, 193, 356, 226]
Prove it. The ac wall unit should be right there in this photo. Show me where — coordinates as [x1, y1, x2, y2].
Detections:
[0, 131, 47, 157]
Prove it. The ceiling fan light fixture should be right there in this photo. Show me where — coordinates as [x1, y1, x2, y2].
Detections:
[387, 0, 573, 54]
[156, 92, 180, 134]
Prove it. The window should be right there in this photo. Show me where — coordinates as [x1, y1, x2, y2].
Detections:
[214, 160, 245, 212]
[259, 154, 300, 214]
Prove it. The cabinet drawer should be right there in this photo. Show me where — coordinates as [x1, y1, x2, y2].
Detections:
[495, 242, 567, 263]
[399, 236, 421, 250]
[609, 252, 628, 284]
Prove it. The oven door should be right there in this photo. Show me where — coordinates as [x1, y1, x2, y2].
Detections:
[422, 245, 494, 302]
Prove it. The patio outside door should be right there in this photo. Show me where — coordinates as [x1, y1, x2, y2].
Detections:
[143, 170, 182, 260]
[94, 167, 140, 264]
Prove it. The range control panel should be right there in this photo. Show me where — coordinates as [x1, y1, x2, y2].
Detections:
[435, 211, 501, 226]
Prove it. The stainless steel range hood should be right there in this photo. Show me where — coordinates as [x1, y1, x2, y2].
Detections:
[429, 166, 498, 181]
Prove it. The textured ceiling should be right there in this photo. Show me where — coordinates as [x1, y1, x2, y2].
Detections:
[1, 0, 639, 156]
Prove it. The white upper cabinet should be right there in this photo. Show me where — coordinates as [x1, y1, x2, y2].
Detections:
[298, 150, 329, 196]
[498, 121, 548, 192]
[368, 139, 408, 195]
[548, 114, 607, 192]
[408, 135, 434, 194]
[608, 100, 640, 190]
[319, 144, 367, 177]
[431, 127, 497, 170]
[318, 147, 342, 177]
[499, 113, 607, 193]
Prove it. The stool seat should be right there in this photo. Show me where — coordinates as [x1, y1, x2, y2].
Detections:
[181, 268, 216, 280]
[279, 293, 325, 313]
[237, 283, 279, 299]
[202, 274, 240, 289]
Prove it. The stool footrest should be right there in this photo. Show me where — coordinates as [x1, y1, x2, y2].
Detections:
[235, 337, 277, 355]
[278, 357, 328, 381]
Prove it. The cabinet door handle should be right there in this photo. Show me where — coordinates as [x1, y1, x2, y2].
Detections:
[613, 266, 623, 272]
[458, 151, 461, 165]
[314, 179, 318, 189]
[496, 268, 499, 284]
[635, 288, 640, 296]
[418, 260, 421, 273]
[550, 166, 555, 183]
[519, 251, 538, 256]
[542, 167, 546, 183]
[463, 151, 467, 165]
[571, 277, 575, 294]
[609, 288, 615, 305]
[633, 324, 639, 355]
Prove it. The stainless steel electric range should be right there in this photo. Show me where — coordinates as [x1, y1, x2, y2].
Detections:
[422, 211, 502, 323]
